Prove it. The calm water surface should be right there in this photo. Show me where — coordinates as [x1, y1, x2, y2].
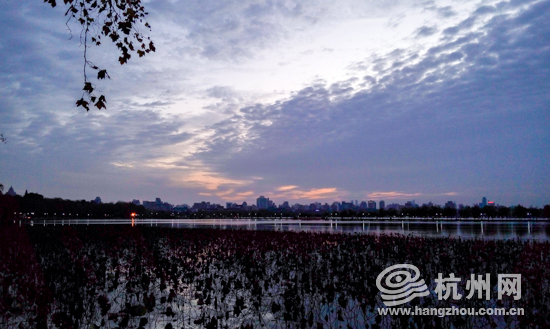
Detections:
[30, 218, 550, 240]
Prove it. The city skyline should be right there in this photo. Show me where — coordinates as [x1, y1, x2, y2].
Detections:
[1, 184, 535, 211]
[1, 0, 549, 207]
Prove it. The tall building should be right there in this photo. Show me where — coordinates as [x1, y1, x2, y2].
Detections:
[480, 197, 487, 208]
[257, 196, 269, 209]
[379, 200, 385, 210]
[367, 200, 377, 210]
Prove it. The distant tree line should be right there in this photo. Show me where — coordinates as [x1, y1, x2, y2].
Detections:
[1, 189, 549, 223]
[359, 204, 549, 219]
[166, 204, 549, 220]
[0, 190, 146, 224]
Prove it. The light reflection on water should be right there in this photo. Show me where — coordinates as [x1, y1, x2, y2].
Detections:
[31, 218, 550, 240]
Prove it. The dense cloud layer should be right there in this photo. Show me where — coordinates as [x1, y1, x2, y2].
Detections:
[0, 0, 548, 206]
[191, 0, 550, 204]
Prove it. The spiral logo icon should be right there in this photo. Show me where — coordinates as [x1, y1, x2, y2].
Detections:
[376, 264, 430, 307]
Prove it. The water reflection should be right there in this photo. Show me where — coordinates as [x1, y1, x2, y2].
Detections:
[33, 218, 550, 240]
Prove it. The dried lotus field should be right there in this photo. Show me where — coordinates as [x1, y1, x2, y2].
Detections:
[1, 225, 549, 328]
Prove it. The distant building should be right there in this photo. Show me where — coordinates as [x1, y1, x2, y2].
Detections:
[340, 201, 354, 211]
[367, 200, 377, 210]
[480, 197, 488, 208]
[292, 203, 304, 211]
[445, 201, 457, 209]
[143, 197, 174, 211]
[174, 204, 189, 212]
[226, 202, 247, 210]
[379, 200, 385, 210]
[131, 199, 140, 205]
[257, 196, 269, 209]
[189, 201, 222, 211]
[405, 200, 418, 208]
[191, 201, 210, 211]
[386, 203, 403, 210]
[92, 196, 102, 204]
[6, 186, 17, 196]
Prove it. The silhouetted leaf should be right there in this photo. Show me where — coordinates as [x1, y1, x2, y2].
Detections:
[97, 69, 109, 80]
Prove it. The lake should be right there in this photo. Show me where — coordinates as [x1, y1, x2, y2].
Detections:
[28, 218, 550, 240]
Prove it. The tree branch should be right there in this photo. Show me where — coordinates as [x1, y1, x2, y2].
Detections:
[46, 0, 155, 111]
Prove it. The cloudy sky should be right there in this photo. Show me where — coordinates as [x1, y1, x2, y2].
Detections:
[1, 0, 549, 207]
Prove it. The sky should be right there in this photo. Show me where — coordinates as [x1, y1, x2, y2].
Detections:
[0, 0, 549, 207]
